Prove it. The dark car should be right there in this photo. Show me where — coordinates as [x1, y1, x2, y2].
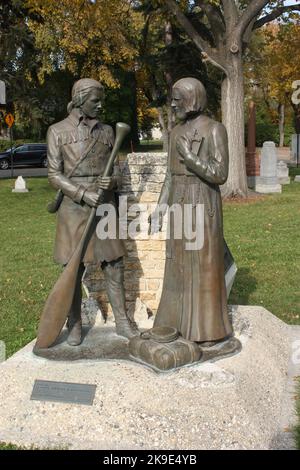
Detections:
[0, 143, 48, 170]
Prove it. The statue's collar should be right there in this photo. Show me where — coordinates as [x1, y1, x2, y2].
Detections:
[68, 108, 99, 131]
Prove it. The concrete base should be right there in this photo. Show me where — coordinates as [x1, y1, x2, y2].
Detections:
[278, 177, 290, 185]
[0, 306, 299, 450]
[12, 189, 29, 193]
[255, 184, 282, 194]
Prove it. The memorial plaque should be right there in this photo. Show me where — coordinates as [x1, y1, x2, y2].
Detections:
[30, 380, 96, 405]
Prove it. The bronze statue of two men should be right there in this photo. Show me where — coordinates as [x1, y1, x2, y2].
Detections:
[35, 76, 233, 356]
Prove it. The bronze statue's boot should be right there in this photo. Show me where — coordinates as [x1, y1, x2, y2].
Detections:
[67, 317, 82, 346]
[67, 263, 84, 346]
[103, 259, 139, 339]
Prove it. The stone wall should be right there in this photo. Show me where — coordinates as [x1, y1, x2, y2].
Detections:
[83, 152, 168, 321]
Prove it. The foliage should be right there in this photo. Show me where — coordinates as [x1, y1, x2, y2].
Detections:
[245, 105, 295, 147]
[26, 0, 142, 87]
[25, 0, 159, 139]
[245, 19, 300, 135]
[0, 0, 45, 138]
[0, 138, 45, 153]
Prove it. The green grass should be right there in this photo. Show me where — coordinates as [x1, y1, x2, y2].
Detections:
[224, 176, 300, 324]
[0, 175, 299, 349]
[289, 166, 300, 178]
[0, 442, 26, 450]
[0, 178, 60, 356]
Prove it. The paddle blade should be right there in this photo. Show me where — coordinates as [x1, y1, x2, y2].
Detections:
[35, 254, 81, 349]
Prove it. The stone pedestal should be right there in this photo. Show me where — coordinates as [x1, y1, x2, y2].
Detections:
[0, 306, 299, 450]
[84, 152, 237, 318]
[255, 142, 282, 193]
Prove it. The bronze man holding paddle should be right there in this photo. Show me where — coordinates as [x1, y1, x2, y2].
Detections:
[35, 78, 138, 349]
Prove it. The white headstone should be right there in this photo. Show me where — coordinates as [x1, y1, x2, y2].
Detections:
[291, 134, 300, 164]
[12, 176, 29, 193]
[151, 126, 162, 140]
[0, 80, 5, 105]
[255, 141, 282, 193]
[277, 160, 290, 185]
[294, 175, 300, 182]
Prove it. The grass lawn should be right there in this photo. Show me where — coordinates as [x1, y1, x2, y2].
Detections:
[0, 170, 299, 448]
[224, 175, 300, 324]
[0, 178, 60, 357]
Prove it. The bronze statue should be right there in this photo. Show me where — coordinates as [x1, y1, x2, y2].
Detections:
[151, 77, 233, 345]
[35, 78, 138, 349]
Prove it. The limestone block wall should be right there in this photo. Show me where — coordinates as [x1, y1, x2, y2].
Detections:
[84, 152, 168, 319]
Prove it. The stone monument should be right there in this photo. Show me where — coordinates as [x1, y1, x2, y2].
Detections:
[12, 176, 29, 193]
[277, 160, 290, 185]
[291, 134, 300, 166]
[256, 141, 282, 193]
[246, 101, 260, 189]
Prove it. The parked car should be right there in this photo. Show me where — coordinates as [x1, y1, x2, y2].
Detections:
[0, 143, 47, 170]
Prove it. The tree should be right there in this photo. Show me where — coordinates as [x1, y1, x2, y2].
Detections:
[26, 0, 151, 142]
[0, 0, 46, 138]
[245, 20, 300, 147]
[135, 1, 222, 151]
[157, 0, 300, 197]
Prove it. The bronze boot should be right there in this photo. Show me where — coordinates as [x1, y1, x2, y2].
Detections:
[67, 264, 84, 346]
[67, 316, 82, 346]
[103, 259, 139, 339]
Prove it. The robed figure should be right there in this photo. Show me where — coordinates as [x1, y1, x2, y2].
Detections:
[152, 78, 232, 344]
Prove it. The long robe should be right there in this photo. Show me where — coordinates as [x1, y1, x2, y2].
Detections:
[154, 114, 232, 342]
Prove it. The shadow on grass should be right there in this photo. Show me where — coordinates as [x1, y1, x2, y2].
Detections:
[228, 267, 258, 306]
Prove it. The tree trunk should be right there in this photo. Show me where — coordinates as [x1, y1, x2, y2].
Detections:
[278, 103, 285, 147]
[129, 71, 140, 147]
[221, 55, 248, 198]
[157, 107, 169, 152]
[292, 103, 300, 134]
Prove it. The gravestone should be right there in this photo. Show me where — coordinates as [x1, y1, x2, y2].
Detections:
[12, 176, 29, 193]
[246, 101, 260, 189]
[294, 175, 300, 182]
[255, 141, 282, 193]
[277, 161, 290, 185]
[0, 80, 5, 105]
[290, 134, 300, 165]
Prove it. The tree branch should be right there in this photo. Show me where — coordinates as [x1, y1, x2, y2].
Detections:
[253, 5, 300, 30]
[232, 0, 269, 46]
[243, 15, 259, 47]
[164, 0, 227, 73]
[195, 1, 226, 48]
[221, 0, 238, 31]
